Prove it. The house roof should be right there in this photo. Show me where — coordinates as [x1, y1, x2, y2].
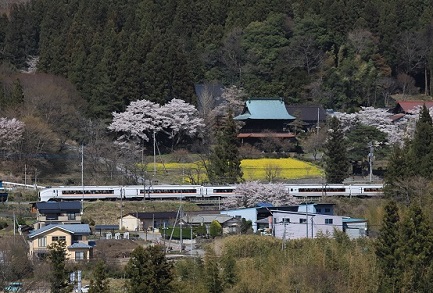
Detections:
[68, 242, 92, 249]
[342, 217, 367, 223]
[28, 224, 91, 239]
[286, 105, 327, 122]
[36, 201, 82, 213]
[234, 99, 295, 121]
[394, 100, 433, 113]
[185, 214, 235, 224]
[94, 225, 119, 231]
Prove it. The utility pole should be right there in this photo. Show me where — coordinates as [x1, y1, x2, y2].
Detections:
[81, 145, 84, 215]
[368, 141, 374, 182]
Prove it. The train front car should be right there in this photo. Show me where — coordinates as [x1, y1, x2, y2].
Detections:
[40, 186, 121, 201]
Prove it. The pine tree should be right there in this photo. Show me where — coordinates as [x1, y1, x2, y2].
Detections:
[323, 116, 349, 183]
[221, 253, 237, 289]
[375, 201, 401, 292]
[384, 143, 410, 199]
[47, 241, 72, 293]
[204, 248, 222, 293]
[125, 245, 173, 293]
[207, 109, 243, 184]
[89, 260, 110, 293]
[398, 204, 433, 292]
[412, 105, 433, 178]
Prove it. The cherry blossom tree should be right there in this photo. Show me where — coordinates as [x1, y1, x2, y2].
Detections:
[159, 99, 205, 149]
[223, 181, 297, 209]
[108, 99, 204, 149]
[0, 117, 25, 151]
[333, 107, 421, 146]
[108, 99, 162, 143]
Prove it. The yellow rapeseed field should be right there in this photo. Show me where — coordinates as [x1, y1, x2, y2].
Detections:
[149, 157, 323, 182]
[241, 158, 323, 180]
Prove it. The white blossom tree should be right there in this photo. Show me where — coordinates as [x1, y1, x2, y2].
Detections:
[108, 99, 162, 143]
[108, 99, 204, 149]
[333, 107, 421, 146]
[224, 181, 297, 209]
[0, 117, 25, 152]
[159, 99, 205, 149]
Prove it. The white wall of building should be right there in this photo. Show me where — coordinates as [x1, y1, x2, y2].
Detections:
[273, 211, 343, 240]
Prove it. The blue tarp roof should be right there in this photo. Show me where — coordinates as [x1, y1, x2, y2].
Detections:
[234, 99, 295, 120]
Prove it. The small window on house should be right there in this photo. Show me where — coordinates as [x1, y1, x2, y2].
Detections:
[316, 208, 322, 213]
[325, 208, 331, 213]
[73, 235, 83, 241]
[300, 219, 307, 224]
[52, 236, 66, 242]
[325, 219, 333, 224]
[282, 218, 290, 223]
[75, 251, 85, 260]
[38, 237, 47, 247]
[67, 213, 76, 220]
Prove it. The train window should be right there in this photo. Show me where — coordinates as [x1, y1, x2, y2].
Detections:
[213, 189, 234, 193]
[62, 189, 114, 195]
[364, 188, 382, 192]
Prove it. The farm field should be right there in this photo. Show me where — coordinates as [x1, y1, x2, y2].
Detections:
[147, 157, 323, 184]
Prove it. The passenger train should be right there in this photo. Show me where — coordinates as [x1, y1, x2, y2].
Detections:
[38, 183, 384, 202]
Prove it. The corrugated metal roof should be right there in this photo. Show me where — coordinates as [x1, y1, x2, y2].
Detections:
[234, 99, 295, 120]
[395, 100, 433, 113]
[28, 224, 90, 238]
[68, 242, 92, 249]
[342, 218, 366, 223]
[36, 201, 82, 213]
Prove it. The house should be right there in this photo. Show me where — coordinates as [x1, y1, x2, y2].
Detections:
[119, 212, 178, 231]
[33, 201, 82, 229]
[182, 213, 241, 235]
[234, 98, 296, 145]
[392, 100, 433, 114]
[343, 218, 368, 239]
[286, 105, 327, 132]
[272, 210, 343, 239]
[28, 224, 93, 261]
[221, 203, 335, 233]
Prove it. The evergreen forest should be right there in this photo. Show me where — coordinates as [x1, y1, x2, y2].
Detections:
[1, 0, 433, 118]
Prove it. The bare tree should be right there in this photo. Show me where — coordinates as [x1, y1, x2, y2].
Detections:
[264, 164, 281, 182]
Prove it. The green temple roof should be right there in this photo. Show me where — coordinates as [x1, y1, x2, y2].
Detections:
[234, 99, 295, 120]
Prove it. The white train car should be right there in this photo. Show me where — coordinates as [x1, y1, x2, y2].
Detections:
[39, 183, 383, 202]
[286, 184, 383, 198]
[124, 185, 203, 200]
[39, 186, 121, 201]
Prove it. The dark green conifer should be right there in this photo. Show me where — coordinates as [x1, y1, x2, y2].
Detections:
[125, 245, 173, 293]
[207, 109, 243, 184]
[323, 116, 349, 183]
[375, 201, 401, 292]
[89, 260, 110, 293]
[398, 204, 433, 292]
[47, 241, 72, 293]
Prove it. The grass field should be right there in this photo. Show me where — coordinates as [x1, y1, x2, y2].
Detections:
[147, 157, 323, 183]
